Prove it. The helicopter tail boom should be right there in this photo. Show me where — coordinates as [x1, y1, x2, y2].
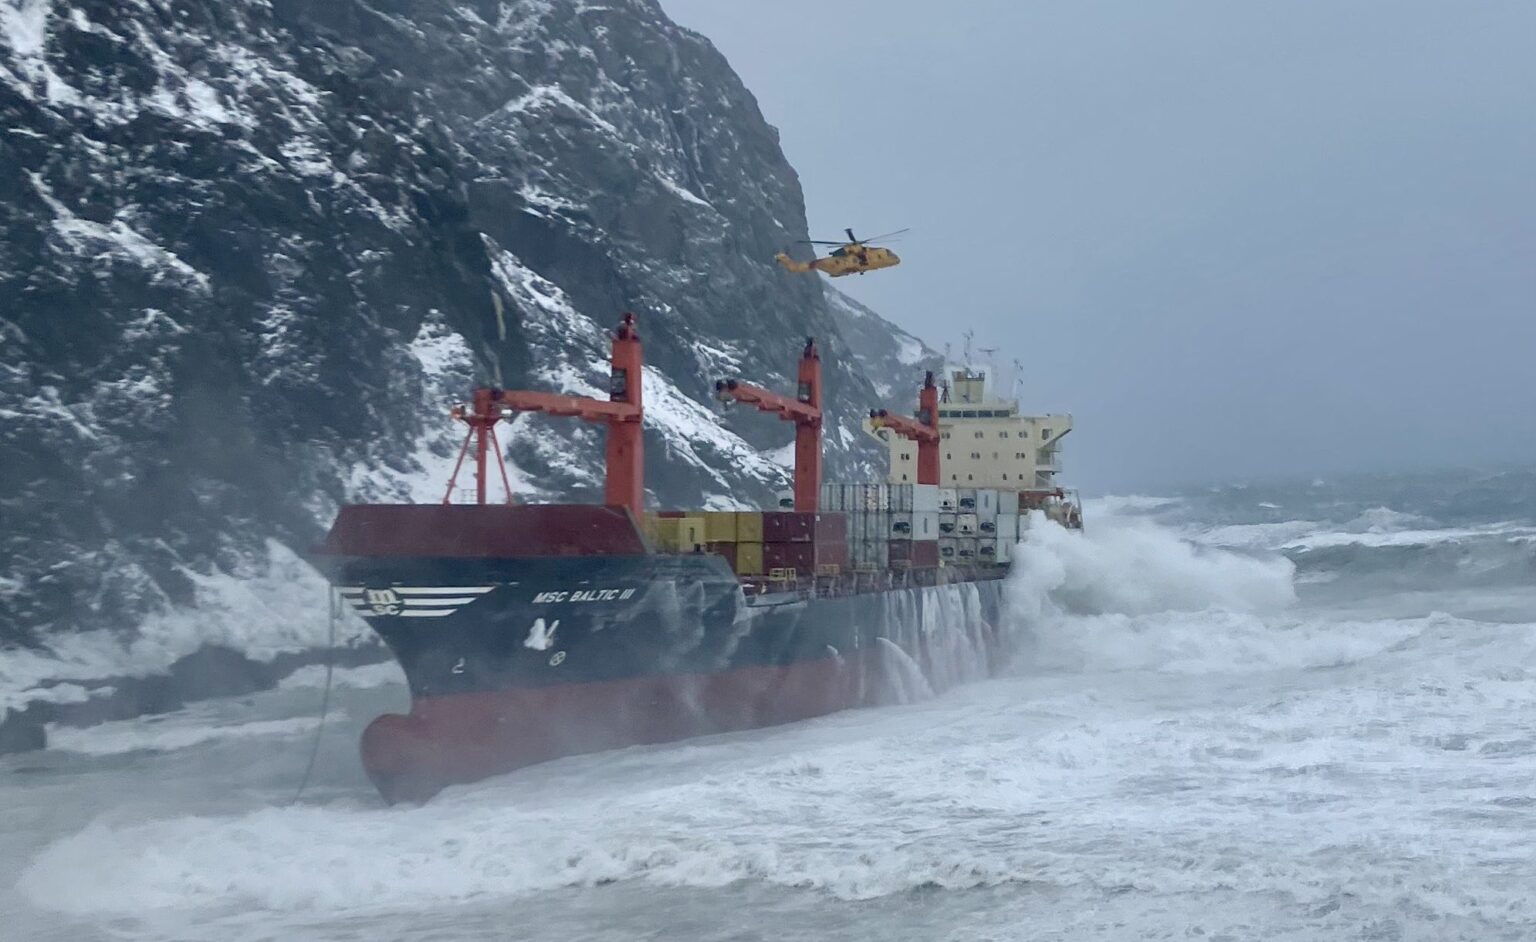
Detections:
[774, 252, 814, 274]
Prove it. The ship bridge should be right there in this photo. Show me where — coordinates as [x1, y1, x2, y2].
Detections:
[864, 367, 1071, 490]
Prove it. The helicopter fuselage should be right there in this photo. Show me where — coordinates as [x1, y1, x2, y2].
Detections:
[775, 245, 901, 277]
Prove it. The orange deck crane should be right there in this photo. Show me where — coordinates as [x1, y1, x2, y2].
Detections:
[868, 370, 941, 485]
[714, 338, 823, 512]
[443, 313, 646, 516]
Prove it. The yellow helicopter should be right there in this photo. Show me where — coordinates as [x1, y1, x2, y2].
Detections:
[774, 228, 907, 278]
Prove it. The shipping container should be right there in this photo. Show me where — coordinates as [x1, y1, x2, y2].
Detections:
[651, 516, 704, 552]
[819, 484, 843, 512]
[888, 539, 913, 564]
[976, 489, 1000, 519]
[764, 541, 813, 574]
[939, 512, 958, 535]
[852, 539, 889, 570]
[768, 541, 849, 576]
[889, 512, 913, 538]
[912, 483, 941, 514]
[762, 511, 814, 543]
[860, 512, 888, 542]
[814, 512, 848, 543]
[911, 540, 941, 568]
[914, 511, 940, 540]
[735, 542, 764, 575]
[995, 538, 1012, 565]
[996, 513, 1020, 544]
[702, 511, 739, 543]
[705, 541, 738, 569]
[958, 488, 978, 511]
[938, 487, 959, 512]
[735, 511, 765, 542]
[957, 513, 979, 536]
[978, 538, 998, 563]
[938, 537, 958, 561]
[978, 517, 998, 536]
[956, 537, 978, 561]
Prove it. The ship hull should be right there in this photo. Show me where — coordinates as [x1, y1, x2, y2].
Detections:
[313, 506, 1011, 803]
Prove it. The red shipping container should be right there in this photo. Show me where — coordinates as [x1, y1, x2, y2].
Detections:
[704, 541, 738, 569]
[911, 540, 940, 567]
[764, 541, 815, 574]
[889, 540, 913, 563]
[814, 512, 848, 543]
[762, 511, 814, 543]
[816, 541, 849, 571]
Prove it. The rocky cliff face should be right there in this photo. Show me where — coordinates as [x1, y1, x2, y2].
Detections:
[0, 0, 938, 696]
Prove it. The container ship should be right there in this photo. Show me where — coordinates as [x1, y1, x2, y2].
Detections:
[312, 313, 1081, 803]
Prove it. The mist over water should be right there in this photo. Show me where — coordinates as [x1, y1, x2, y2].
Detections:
[4, 472, 1535, 941]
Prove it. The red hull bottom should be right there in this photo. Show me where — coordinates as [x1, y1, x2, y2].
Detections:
[363, 606, 1005, 804]
[363, 652, 891, 804]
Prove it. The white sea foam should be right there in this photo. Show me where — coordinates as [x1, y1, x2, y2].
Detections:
[277, 662, 405, 691]
[46, 714, 331, 757]
[1008, 512, 1297, 622]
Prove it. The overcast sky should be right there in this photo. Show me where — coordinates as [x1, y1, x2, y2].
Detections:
[661, 1, 1536, 492]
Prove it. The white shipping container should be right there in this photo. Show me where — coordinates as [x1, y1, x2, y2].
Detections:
[889, 512, 914, 539]
[862, 512, 889, 541]
[913, 511, 940, 539]
[957, 513, 979, 536]
[853, 539, 889, 569]
[862, 484, 891, 512]
[977, 517, 999, 536]
[912, 484, 940, 514]
[958, 488, 978, 511]
[938, 537, 958, 561]
[889, 484, 913, 512]
[956, 538, 978, 561]
[995, 538, 1012, 564]
[978, 538, 998, 563]
[842, 484, 861, 510]
[938, 513, 959, 536]
[996, 513, 1020, 544]
[820, 484, 843, 512]
[976, 489, 999, 520]
[938, 488, 958, 512]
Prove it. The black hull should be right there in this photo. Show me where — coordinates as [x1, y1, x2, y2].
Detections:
[318, 551, 1012, 801]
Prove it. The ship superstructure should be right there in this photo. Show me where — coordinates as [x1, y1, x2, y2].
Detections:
[867, 367, 1073, 491]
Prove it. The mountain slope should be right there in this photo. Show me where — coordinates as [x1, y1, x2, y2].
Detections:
[0, 0, 934, 699]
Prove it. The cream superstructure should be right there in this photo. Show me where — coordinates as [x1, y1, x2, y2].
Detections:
[865, 367, 1072, 490]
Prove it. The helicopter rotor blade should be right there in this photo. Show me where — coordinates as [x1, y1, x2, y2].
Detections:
[862, 227, 911, 243]
[796, 239, 847, 245]
[845, 228, 857, 242]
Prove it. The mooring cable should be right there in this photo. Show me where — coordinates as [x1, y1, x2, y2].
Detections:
[290, 586, 339, 805]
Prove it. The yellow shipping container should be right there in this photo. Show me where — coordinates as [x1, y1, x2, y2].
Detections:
[734, 542, 764, 575]
[735, 511, 764, 543]
[702, 511, 738, 543]
[650, 516, 705, 552]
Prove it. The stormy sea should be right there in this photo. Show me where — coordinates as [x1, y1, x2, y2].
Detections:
[5, 469, 1535, 941]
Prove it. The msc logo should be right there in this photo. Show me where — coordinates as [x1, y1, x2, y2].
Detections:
[365, 588, 403, 615]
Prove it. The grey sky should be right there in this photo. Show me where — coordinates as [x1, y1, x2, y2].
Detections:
[661, 0, 1536, 492]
